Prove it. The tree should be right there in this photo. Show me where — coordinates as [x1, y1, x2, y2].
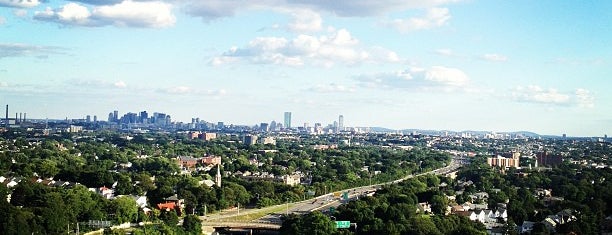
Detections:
[182, 215, 202, 235]
[430, 194, 448, 215]
[110, 196, 138, 223]
[159, 210, 179, 226]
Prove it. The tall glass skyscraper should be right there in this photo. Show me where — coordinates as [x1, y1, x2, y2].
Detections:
[284, 112, 292, 129]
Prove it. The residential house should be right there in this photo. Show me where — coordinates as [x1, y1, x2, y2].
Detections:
[520, 221, 536, 234]
[157, 194, 184, 216]
[417, 202, 432, 214]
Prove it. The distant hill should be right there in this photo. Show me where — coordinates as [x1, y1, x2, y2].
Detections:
[363, 127, 545, 138]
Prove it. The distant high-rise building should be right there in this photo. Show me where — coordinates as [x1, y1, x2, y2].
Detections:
[108, 112, 114, 122]
[244, 134, 258, 145]
[140, 111, 148, 123]
[536, 151, 563, 167]
[93, 115, 97, 123]
[86, 115, 91, 123]
[284, 112, 292, 129]
[270, 121, 277, 131]
[338, 115, 344, 131]
[113, 110, 119, 122]
[487, 151, 520, 169]
[260, 123, 269, 132]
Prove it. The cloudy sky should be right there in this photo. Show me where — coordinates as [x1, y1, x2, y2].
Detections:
[0, 0, 610, 136]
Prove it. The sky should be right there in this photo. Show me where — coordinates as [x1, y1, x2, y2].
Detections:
[0, 0, 611, 136]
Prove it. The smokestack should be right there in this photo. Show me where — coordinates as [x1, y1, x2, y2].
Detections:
[24, 113, 26, 122]
[19, 113, 22, 123]
[4, 105, 7, 127]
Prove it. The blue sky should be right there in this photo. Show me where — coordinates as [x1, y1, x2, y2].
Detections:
[0, 0, 610, 136]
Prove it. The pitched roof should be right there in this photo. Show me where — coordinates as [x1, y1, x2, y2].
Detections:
[157, 202, 176, 210]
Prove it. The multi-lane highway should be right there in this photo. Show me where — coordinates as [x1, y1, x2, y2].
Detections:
[252, 155, 467, 224]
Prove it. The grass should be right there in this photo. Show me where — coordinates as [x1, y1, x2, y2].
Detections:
[208, 204, 293, 222]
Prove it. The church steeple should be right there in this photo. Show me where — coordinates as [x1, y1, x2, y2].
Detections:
[215, 163, 221, 187]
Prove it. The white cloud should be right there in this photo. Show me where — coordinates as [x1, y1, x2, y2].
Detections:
[435, 48, 453, 56]
[0, 16, 5, 25]
[0, 43, 65, 59]
[34, 0, 176, 28]
[511, 85, 594, 108]
[179, 0, 459, 21]
[68, 79, 127, 89]
[289, 0, 460, 17]
[59, 3, 92, 25]
[308, 83, 355, 93]
[286, 9, 323, 33]
[575, 88, 594, 108]
[481, 53, 507, 62]
[355, 66, 469, 90]
[213, 28, 399, 67]
[93, 0, 175, 27]
[424, 66, 469, 87]
[70, 0, 123, 6]
[0, 0, 40, 8]
[386, 7, 451, 32]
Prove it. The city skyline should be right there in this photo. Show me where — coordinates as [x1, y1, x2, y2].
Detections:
[1, 1, 611, 136]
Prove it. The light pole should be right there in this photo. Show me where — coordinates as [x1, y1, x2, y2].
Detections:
[285, 197, 289, 216]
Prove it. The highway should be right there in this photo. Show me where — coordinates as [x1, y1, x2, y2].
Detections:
[252, 155, 467, 224]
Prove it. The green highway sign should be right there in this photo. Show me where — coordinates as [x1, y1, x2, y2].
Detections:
[336, 221, 350, 229]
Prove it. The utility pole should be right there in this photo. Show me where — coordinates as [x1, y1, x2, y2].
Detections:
[286, 198, 289, 216]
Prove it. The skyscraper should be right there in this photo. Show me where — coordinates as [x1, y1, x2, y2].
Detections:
[284, 112, 292, 129]
[285, 112, 291, 129]
[338, 115, 344, 132]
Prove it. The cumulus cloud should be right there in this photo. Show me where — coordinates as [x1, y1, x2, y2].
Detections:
[289, 0, 459, 17]
[308, 83, 355, 93]
[355, 66, 469, 90]
[212, 28, 400, 67]
[386, 7, 451, 32]
[34, 0, 176, 28]
[94, 0, 175, 27]
[182, 0, 258, 22]
[0, 43, 65, 59]
[68, 79, 128, 89]
[512, 86, 570, 105]
[286, 9, 323, 33]
[511, 85, 594, 108]
[70, 0, 123, 6]
[0, 0, 40, 8]
[179, 0, 459, 21]
[481, 53, 507, 62]
[575, 88, 595, 108]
